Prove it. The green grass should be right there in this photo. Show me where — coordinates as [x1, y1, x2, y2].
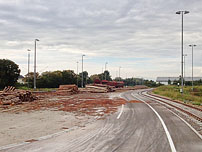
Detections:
[17, 86, 57, 92]
[153, 85, 202, 106]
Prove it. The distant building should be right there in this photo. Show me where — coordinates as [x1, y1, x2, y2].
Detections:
[17, 75, 25, 84]
[156, 77, 202, 85]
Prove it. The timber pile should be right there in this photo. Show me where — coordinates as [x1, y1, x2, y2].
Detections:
[85, 84, 115, 93]
[93, 84, 115, 92]
[57, 85, 78, 95]
[0, 86, 37, 105]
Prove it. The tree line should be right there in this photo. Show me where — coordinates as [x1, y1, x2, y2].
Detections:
[0, 59, 161, 89]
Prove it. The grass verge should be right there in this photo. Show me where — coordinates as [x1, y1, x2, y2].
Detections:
[153, 85, 202, 106]
[17, 86, 57, 92]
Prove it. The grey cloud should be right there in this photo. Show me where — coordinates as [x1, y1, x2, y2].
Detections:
[0, 0, 201, 78]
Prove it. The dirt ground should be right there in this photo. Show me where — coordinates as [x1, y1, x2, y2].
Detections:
[0, 86, 147, 147]
[0, 110, 93, 146]
[0, 91, 126, 147]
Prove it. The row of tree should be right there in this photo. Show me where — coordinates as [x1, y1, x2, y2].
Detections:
[24, 70, 112, 88]
[172, 79, 202, 86]
[25, 71, 160, 88]
[0, 59, 160, 89]
[25, 70, 89, 88]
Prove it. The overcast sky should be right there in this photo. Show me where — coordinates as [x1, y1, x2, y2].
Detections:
[0, 0, 202, 80]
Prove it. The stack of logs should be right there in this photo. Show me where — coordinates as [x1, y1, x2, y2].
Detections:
[56, 84, 78, 95]
[85, 84, 115, 93]
[0, 86, 37, 105]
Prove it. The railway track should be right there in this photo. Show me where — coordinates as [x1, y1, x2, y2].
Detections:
[138, 90, 202, 123]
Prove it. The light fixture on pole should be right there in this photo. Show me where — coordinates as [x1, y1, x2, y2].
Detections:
[81, 54, 85, 88]
[189, 44, 196, 90]
[176, 10, 189, 94]
[34, 39, 39, 90]
[27, 49, 31, 88]
[105, 62, 108, 80]
[183, 54, 187, 85]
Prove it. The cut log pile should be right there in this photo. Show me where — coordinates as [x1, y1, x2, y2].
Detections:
[56, 85, 78, 95]
[0, 86, 37, 105]
[84, 84, 115, 93]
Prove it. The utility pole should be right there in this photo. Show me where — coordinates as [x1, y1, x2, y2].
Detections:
[176, 10, 189, 94]
[34, 39, 39, 90]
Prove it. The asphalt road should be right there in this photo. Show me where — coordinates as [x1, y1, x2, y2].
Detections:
[1, 90, 202, 152]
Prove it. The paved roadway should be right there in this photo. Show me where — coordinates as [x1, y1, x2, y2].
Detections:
[1, 90, 202, 152]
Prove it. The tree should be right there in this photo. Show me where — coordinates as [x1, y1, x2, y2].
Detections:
[24, 72, 39, 88]
[0, 59, 21, 89]
[38, 71, 63, 88]
[168, 79, 171, 85]
[90, 74, 99, 83]
[62, 70, 77, 85]
[103, 70, 112, 81]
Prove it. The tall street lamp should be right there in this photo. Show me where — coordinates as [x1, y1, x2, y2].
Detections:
[183, 54, 187, 85]
[119, 66, 121, 81]
[189, 44, 196, 90]
[76, 61, 79, 87]
[34, 39, 39, 90]
[176, 10, 189, 94]
[81, 55, 85, 88]
[105, 62, 108, 80]
[27, 49, 31, 88]
[101, 67, 103, 80]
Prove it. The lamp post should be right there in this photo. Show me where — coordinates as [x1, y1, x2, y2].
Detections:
[189, 44, 196, 90]
[81, 55, 85, 88]
[27, 49, 31, 88]
[176, 10, 189, 94]
[105, 62, 108, 80]
[102, 67, 103, 80]
[77, 61, 79, 87]
[183, 54, 187, 85]
[119, 66, 121, 81]
[34, 39, 39, 90]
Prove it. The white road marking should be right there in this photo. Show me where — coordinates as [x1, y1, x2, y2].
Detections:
[117, 104, 124, 119]
[132, 93, 177, 152]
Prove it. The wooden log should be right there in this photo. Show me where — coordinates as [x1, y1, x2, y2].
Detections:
[2, 100, 12, 105]
[86, 85, 108, 90]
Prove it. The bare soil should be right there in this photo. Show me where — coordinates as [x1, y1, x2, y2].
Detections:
[0, 91, 126, 147]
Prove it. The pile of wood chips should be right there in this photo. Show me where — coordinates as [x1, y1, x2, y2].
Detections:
[0, 86, 37, 105]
